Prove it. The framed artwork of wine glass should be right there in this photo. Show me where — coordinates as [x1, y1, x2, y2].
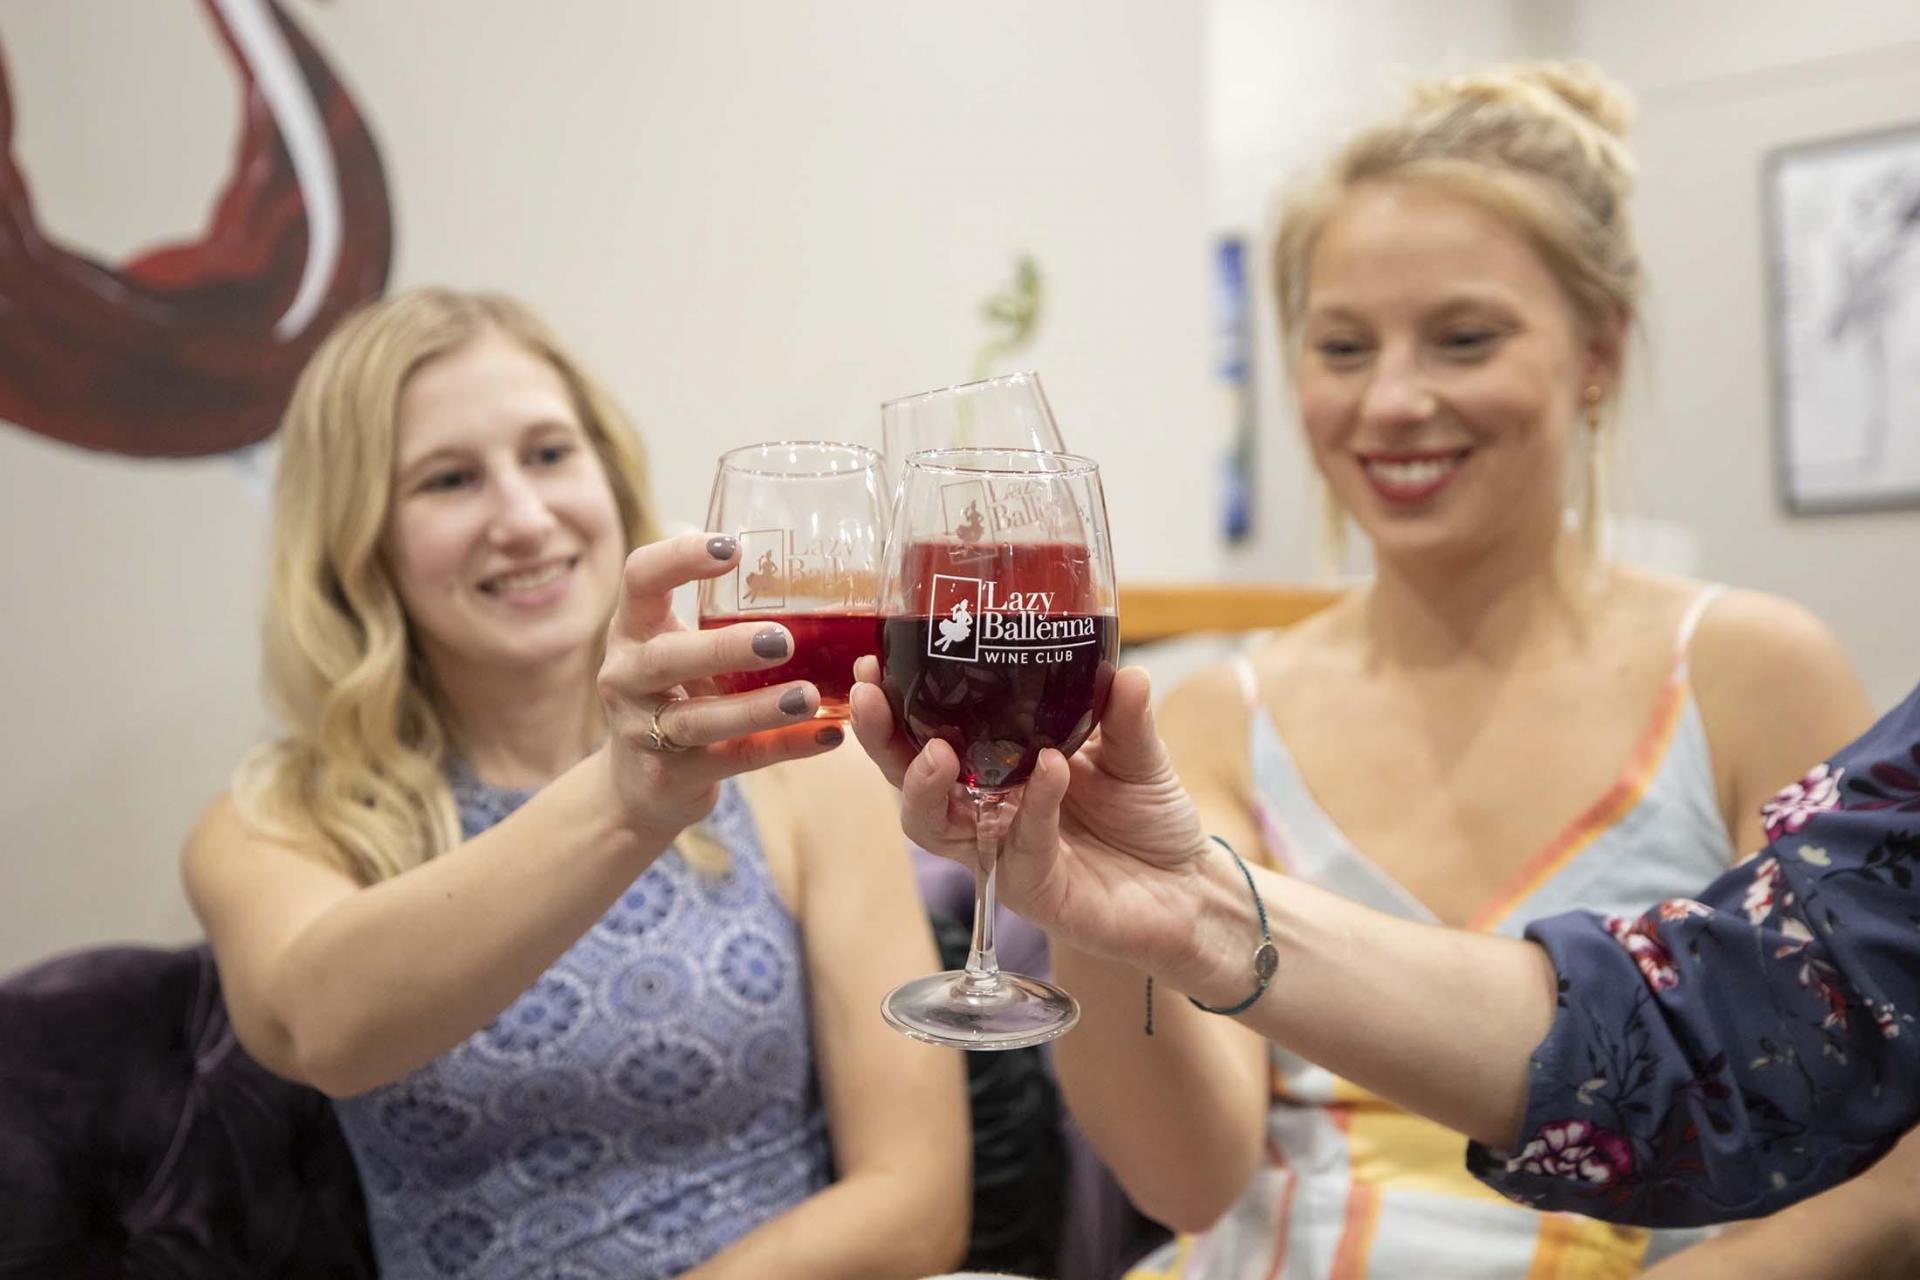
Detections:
[1763, 120, 1920, 514]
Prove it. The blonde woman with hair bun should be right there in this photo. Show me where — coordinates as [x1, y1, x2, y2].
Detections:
[182, 287, 967, 1279]
[1001, 60, 1876, 1277]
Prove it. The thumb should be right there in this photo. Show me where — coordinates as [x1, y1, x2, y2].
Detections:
[1089, 666, 1169, 783]
[1006, 748, 1068, 862]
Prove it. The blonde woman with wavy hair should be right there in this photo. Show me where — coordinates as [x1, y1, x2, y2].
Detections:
[183, 287, 966, 1279]
[1014, 62, 1874, 1277]
[238, 289, 660, 880]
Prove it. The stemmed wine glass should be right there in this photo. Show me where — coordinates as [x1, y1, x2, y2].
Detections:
[879, 371, 1066, 492]
[697, 442, 885, 719]
[876, 448, 1118, 1049]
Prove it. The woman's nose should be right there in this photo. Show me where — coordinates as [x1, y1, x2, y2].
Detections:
[1359, 349, 1437, 428]
[487, 469, 560, 544]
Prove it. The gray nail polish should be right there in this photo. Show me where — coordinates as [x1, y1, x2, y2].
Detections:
[815, 726, 844, 746]
[779, 687, 809, 716]
[707, 535, 738, 560]
[752, 628, 789, 659]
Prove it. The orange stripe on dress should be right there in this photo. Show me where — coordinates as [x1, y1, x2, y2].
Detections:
[1466, 672, 1691, 933]
[1321, 1103, 1381, 1279]
[1527, 1211, 1654, 1278]
[1326, 1179, 1381, 1279]
[1524, 1213, 1577, 1279]
[1260, 1170, 1299, 1280]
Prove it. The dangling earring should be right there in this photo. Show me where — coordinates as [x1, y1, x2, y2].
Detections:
[1580, 385, 1606, 570]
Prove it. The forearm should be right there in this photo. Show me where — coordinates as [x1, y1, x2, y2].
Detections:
[1050, 941, 1267, 1230]
[1166, 852, 1555, 1149]
[683, 1168, 966, 1280]
[1643, 1180, 1919, 1279]
[272, 751, 655, 1094]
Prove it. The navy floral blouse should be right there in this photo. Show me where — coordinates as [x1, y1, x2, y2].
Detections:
[1468, 681, 1920, 1226]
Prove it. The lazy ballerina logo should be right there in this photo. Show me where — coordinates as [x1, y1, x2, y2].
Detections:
[737, 528, 875, 608]
[925, 573, 1095, 666]
[939, 477, 1077, 543]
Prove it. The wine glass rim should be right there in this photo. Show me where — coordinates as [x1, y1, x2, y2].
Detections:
[715, 439, 881, 478]
[901, 446, 1099, 477]
[880, 370, 1042, 411]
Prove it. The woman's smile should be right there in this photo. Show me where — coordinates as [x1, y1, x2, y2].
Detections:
[1356, 447, 1473, 503]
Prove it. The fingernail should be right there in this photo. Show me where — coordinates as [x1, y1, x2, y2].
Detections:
[815, 726, 844, 746]
[707, 535, 737, 560]
[752, 628, 789, 659]
[779, 687, 809, 716]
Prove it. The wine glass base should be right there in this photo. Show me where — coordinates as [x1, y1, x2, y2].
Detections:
[881, 970, 1080, 1050]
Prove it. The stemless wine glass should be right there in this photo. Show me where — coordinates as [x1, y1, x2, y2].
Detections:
[697, 442, 885, 719]
[877, 448, 1119, 1049]
[879, 371, 1066, 492]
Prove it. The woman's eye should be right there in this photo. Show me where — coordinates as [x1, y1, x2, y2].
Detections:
[530, 442, 575, 466]
[1316, 338, 1369, 363]
[1439, 330, 1499, 356]
[419, 469, 474, 493]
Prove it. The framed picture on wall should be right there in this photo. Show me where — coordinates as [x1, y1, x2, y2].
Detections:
[1763, 121, 1920, 514]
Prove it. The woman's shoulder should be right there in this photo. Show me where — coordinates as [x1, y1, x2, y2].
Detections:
[1158, 626, 1327, 775]
[180, 785, 366, 944]
[1617, 567, 1856, 693]
[1627, 571, 1871, 823]
[181, 789, 244, 869]
[181, 786, 339, 879]
[1603, 566, 1836, 655]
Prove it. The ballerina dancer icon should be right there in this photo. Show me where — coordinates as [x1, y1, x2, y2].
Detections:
[933, 598, 973, 652]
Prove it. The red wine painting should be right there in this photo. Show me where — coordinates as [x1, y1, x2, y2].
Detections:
[699, 612, 876, 717]
[880, 541, 1117, 789]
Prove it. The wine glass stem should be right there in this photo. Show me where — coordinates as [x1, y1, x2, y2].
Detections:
[961, 788, 1011, 995]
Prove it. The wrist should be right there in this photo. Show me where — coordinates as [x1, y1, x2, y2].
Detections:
[1168, 837, 1272, 1009]
[581, 747, 661, 863]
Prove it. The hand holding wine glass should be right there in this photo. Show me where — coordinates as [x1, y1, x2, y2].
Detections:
[872, 448, 1120, 1048]
[850, 660, 1218, 995]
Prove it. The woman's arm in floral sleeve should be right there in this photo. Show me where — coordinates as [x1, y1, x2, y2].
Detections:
[1468, 684, 1920, 1226]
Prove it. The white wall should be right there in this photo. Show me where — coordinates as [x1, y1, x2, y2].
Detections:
[0, 1, 1212, 971]
[1564, 0, 1920, 709]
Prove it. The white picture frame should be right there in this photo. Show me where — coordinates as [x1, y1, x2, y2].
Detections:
[1763, 121, 1920, 514]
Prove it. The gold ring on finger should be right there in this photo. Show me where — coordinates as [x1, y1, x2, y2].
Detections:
[644, 696, 691, 753]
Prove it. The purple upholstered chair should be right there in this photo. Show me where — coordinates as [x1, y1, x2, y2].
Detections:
[0, 943, 373, 1279]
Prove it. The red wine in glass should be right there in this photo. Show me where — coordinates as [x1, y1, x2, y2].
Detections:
[877, 449, 1119, 1051]
[697, 441, 885, 723]
[700, 611, 875, 717]
[879, 540, 1115, 786]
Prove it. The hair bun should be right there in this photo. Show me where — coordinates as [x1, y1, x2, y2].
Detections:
[1520, 61, 1633, 137]
[1416, 59, 1634, 140]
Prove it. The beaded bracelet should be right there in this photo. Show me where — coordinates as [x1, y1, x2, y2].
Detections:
[1145, 836, 1278, 1035]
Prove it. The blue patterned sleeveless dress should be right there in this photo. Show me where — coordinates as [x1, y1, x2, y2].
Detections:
[330, 771, 832, 1279]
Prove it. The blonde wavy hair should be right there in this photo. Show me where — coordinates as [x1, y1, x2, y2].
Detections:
[235, 287, 660, 885]
[1271, 60, 1641, 571]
